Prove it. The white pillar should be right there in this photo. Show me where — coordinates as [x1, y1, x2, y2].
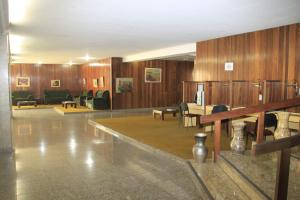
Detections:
[0, 33, 13, 152]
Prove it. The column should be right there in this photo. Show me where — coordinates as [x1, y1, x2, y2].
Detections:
[0, 33, 13, 152]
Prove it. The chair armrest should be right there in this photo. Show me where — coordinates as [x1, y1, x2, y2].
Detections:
[27, 95, 33, 100]
[66, 94, 73, 100]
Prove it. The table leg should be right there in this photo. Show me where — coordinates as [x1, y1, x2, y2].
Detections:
[162, 113, 164, 120]
[197, 115, 201, 128]
[74, 104, 77, 108]
[173, 112, 176, 117]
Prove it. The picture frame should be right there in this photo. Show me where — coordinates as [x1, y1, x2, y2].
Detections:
[99, 76, 104, 87]
[51, 80, 61, 87]
[16, 77, 30, 87]
[116, 78, 133, 93]
[224, 62, 234, 71]
[93, 79, 98, 88]
[145, 68, 161, 83]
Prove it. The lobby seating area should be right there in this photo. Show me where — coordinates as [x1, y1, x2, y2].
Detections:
[1, 0, 300, 199]
[11, 88, 111, 113]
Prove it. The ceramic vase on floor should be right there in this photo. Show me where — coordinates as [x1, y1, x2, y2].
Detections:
[230, 122, 246, 154]
[192, 133, 208, 163]
[274, 112, 291, 139]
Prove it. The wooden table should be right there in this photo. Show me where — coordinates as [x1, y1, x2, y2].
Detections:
[153, 109, 178, 120]
[17, 100, 37, 108]
[62, 101, 77, 109]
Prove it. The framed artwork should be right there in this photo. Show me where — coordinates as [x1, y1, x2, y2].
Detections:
[93, 79, 98, 88]
[16, 77, 30, 87]
[99, 77, 104, 87]
[145, 68, 161, 83]
[116, 78, 133, 93]
[51, 80, 61, 87]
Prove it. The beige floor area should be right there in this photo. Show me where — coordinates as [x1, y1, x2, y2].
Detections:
[12, 104, 101, 114]
[94, 115, 251, 159]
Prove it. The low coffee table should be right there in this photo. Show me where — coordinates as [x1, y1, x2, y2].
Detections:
[17, 100, 37, 108]
[62, 101, 77, 109]
[153, 108, 178, 120]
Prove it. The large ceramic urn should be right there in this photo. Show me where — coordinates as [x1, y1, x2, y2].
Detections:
[230, 122, 246, 154]
[274, 112, 291, 139]
[192, 133, 208, 163]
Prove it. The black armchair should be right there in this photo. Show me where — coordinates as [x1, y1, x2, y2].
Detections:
[245, 113, 278, 144]
[86, 90, 110, 110]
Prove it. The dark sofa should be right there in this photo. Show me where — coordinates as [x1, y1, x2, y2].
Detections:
[86, 90, 110, 110]
[44, 90, 72, 104]
[11, 91, 34, 105]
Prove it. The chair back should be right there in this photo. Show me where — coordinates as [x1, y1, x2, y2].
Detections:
[102, 90, 110, 100]
[179, 102, 189, 117]
[264, 113, 277, 128]
[95, 90, 103, 98]
[212, 105, 228, 114]
[87, 90, 93, 98]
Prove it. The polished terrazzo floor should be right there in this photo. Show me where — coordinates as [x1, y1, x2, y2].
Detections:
[0, 109, 205, 200]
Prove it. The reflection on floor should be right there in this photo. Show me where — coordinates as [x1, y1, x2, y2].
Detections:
[0, 109, 207, 200]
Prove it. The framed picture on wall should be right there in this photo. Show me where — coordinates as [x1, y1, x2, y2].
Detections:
[99, 77, 104, 87]
[51, 80, 61, 87]
[116, 78, 133, 93]
[145, 68, 161, 83]
[93, 79, 98, 88]
[16, 77, 30, 87]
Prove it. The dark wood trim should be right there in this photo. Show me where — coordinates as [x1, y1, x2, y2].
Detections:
[256, 112, 265, 144]
[252, 134, 300, 155]
[213, 120, 221, 161]
[274, 149, 291, 200]
[200, 97, 300, 123]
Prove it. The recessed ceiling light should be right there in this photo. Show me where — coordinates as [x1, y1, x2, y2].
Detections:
[89, 62, 107, 67]
[80, 54, 95, 61]
[67, 61, 74, 66]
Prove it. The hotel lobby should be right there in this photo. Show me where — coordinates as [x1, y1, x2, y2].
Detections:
[1, 0, 300, 199]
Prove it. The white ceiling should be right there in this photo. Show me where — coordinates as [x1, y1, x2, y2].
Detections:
[9, 0, 300, 64]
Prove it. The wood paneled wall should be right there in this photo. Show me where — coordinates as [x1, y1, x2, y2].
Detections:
[111, 59, 194, 109]
[79, 58, 112, 94]
[194, 23, 300, 82]
[10, 64, 81, 100]
[193, 23, 300, 108]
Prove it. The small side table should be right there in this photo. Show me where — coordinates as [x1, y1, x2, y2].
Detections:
[17, 100, 37, 108]
[62, 101, 77, 109]
[153, 109, 177, 120]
